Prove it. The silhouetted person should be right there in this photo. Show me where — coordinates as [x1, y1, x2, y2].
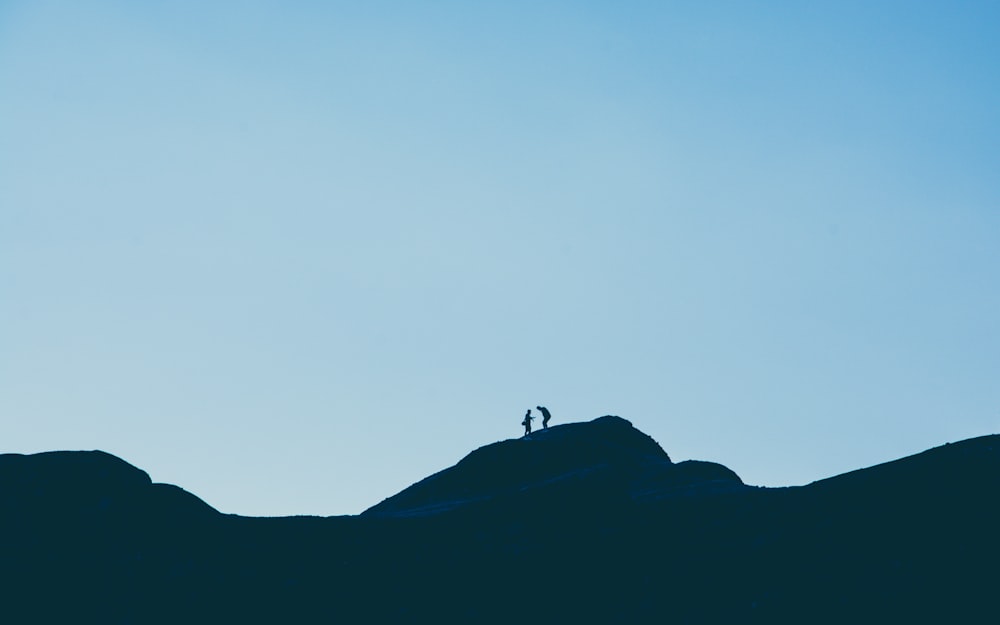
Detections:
[522, 409, 534, 436]
[537, 406, 551, 429]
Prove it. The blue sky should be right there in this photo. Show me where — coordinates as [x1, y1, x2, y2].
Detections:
[2, 1, 998, 516]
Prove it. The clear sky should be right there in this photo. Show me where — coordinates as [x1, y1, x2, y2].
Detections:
[2, 1, 998, 517]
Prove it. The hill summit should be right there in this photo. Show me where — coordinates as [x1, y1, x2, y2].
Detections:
[364, 415, 743, 517]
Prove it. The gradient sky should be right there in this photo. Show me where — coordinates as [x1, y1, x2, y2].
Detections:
[2, 1, 998, 516]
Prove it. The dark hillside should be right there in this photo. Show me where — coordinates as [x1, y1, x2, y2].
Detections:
[364, 416, 742, 517]
[1, 420, 997, 624]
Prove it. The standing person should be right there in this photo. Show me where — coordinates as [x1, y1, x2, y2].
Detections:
[537, 406, 551, 429]
[522, 409, 534, 436]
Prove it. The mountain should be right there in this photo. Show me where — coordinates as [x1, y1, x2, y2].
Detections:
[1, 417, 997, 624]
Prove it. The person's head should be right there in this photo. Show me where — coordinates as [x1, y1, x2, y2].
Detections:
[536, 406, 543, 410]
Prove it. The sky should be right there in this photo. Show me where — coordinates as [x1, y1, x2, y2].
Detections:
[2, 1, 998, 517]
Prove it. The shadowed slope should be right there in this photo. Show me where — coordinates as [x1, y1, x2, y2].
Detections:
[1, 425, 998, 624]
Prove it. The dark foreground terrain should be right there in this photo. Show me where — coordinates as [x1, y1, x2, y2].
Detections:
[2, 416, 997, 624]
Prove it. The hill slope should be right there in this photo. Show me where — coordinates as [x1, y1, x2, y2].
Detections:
[364, 416, 743, 517]
[1, 417, 997, 624]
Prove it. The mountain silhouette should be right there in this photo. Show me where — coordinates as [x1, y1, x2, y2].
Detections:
[364, 416, 743, 517]
[1, 417, 997, 624]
